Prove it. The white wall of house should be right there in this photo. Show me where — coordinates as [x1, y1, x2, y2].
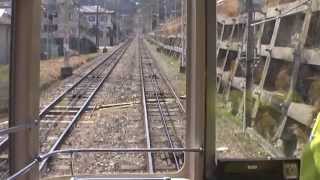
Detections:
[0, 24, 10, 65]
[83, 12, 114, 44]
[80, 6, 115, 47]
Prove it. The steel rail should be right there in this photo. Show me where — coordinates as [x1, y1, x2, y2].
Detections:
[145, 42, 186, 113]
[39, 40, 132, 171]
[150, 72, 181, 170]
[0, 43, 128, 151]
[39, 55, 115, 134]
[138, 38, 155, 174]
[158, 72, 186, 113]
[39, 44, 126, 118]
[140, 40, 181, 171]
[0, 136, 7, 151]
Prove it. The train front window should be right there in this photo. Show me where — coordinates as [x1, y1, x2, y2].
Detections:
[36, 0, 187, 178]
[7, 0, 320, 179]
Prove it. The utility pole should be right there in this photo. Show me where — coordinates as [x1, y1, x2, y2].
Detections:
[116, 0, 120, 44]
[96, 4, 100, 49]
[157, 0, 160, 27]
[77, 1, 81, 54]
[47, 0, 56, 59]
[112, 0, 119, 44]
[180, 0, 186, 73]
[61, 0, 73, 79]
[244, 0, 254, 130]
[46, 13, 51, 59]
[174, 0, 177, 18]
[164, 0, 167, 22]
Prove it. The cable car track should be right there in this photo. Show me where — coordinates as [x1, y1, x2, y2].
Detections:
[38, 40, 132, 171]
[138, 37, 185, 173]
[0, 37, 186, 177]
[0, 40, 132, 177]
[41, 37, 186, 175]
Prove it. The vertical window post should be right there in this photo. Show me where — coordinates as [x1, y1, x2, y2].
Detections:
[205, 0, 216, 178]
[187, 0, 215, 179]
[9, 0, 40, 179]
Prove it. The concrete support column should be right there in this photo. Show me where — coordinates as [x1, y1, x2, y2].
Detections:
[9, 0, 40, 180]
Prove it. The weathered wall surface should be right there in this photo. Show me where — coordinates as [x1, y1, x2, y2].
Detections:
[158, 17, 182, 36]
[151, 0, 320, 157]
[215, 0, 320, 157]
[217, 0, 241, 17]
[217, 0, 297, 17]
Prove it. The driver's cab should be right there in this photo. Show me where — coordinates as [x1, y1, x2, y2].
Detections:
[0, 0, 319, 180]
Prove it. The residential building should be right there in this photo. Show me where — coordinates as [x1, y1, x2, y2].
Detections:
[80, 5, 116, 47]
[41, 0, 80, 58]
[0, 8, 10, 65]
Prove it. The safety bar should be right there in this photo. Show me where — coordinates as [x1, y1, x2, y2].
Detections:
[7, 147, 203, 180]
[74, 177, 171, 180]
[0, 123, 37, 136]
[7, 159, 39, 180]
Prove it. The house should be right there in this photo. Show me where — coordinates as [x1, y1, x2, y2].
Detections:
[80, 5, 116, 47]
[0, 8, 11, 65]
[41, 0, 80, 58]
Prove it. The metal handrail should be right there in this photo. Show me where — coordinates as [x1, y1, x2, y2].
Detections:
[74, 178, 171, 180]
[0, 123, 37, 136]
[7, 147, 203, 180]
[7, 158, 39, 180]
[40, 147, 203, 160]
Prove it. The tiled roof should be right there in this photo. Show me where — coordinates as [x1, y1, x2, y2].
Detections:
[80, 5, 114, 14]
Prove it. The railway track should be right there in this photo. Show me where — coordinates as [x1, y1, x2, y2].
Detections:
[138, 37, 185, 173]
[0, 37, 186, 177]
[38, 40, 132, 172]
[41, 37, 186, 176]
[0, 39, 132, 178]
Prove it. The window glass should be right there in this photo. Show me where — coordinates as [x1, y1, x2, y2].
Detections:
[216, 0, 316, 160]
[39, 0, 186, 178]
[0, 0, 11, 178]
[89, 15, 96, 22]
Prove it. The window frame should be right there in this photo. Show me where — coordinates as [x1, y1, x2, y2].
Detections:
[8, 0, 217, 179]
[88, 15, 96, 22]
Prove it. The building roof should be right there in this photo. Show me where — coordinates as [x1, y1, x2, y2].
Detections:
[0, 8, 11, 25]
[80, 5, 114, 14]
